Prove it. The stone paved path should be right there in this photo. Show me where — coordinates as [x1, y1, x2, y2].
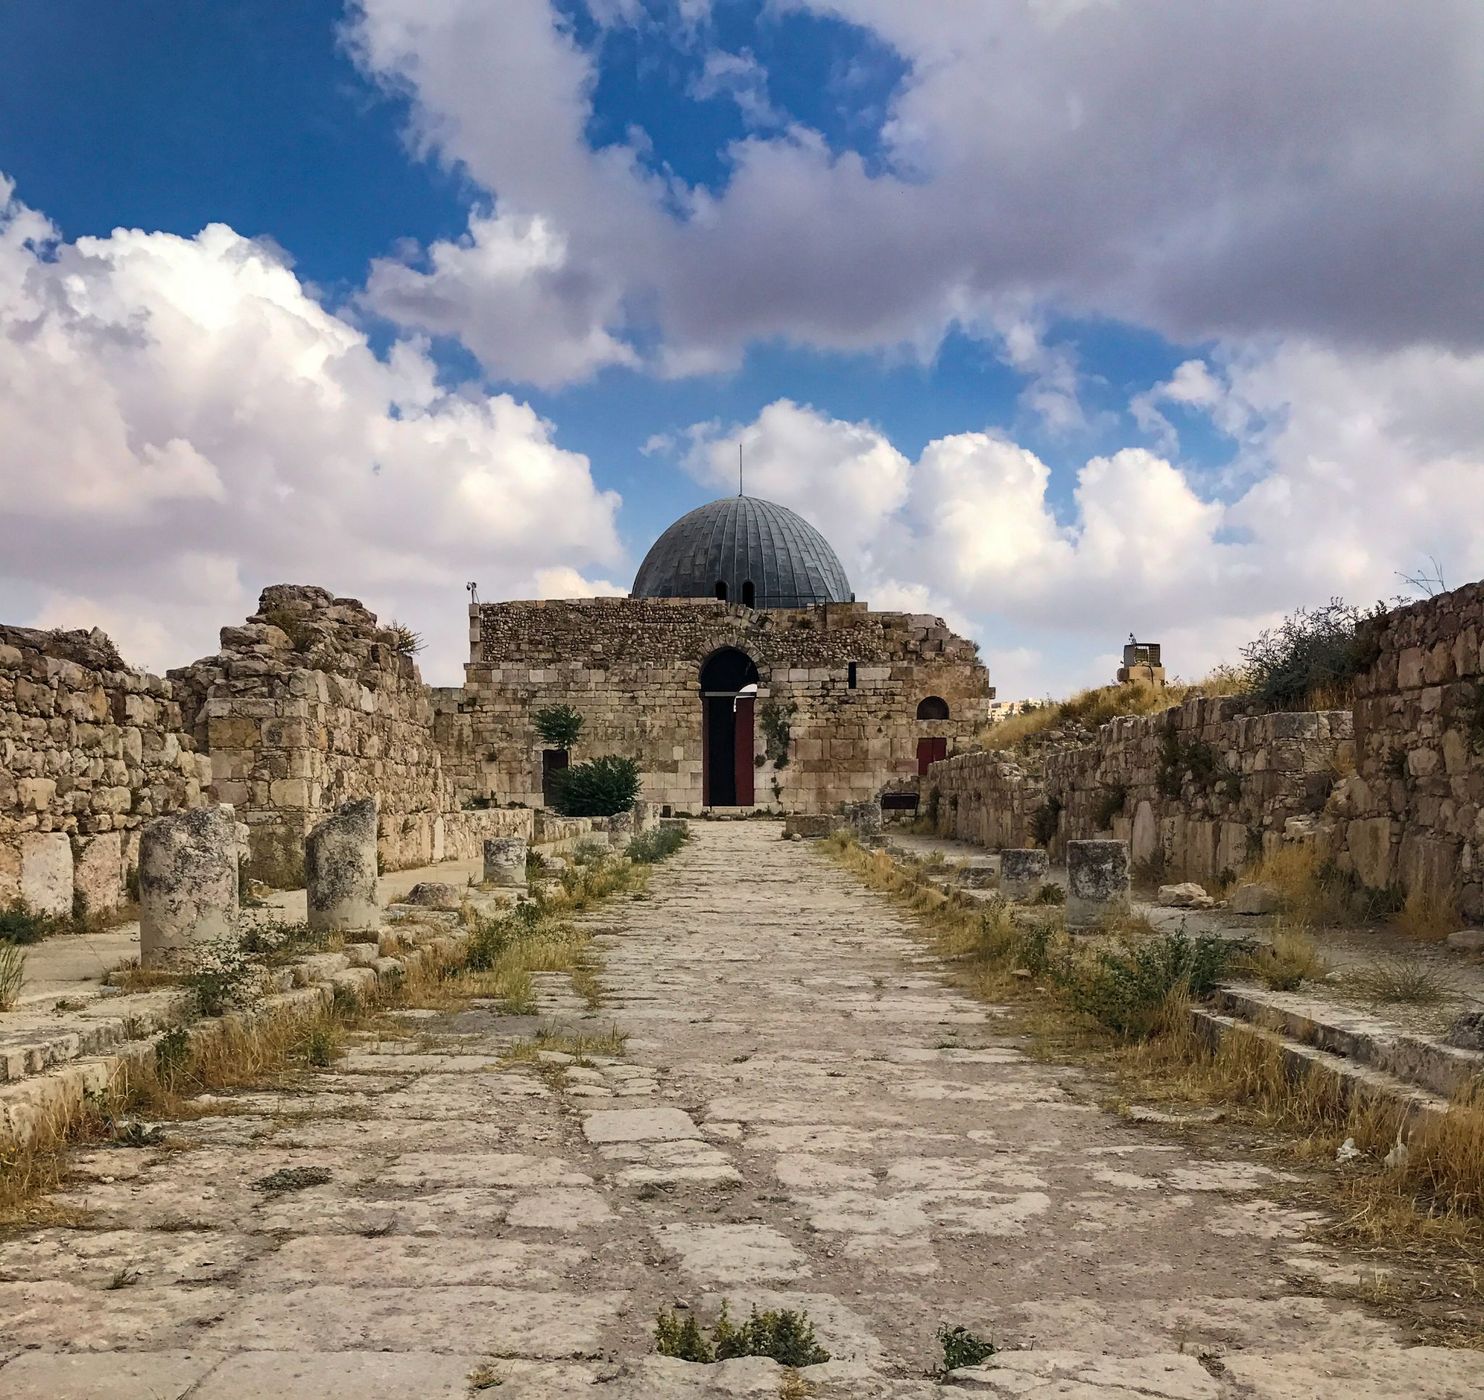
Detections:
[0, 823, 1478, 1398]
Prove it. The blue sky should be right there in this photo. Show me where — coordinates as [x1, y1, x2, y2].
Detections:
[2, 1, 1480, 691]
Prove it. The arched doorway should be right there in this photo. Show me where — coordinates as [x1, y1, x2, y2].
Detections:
[700, 647, 760, 806]
[916, 695, 950, 775]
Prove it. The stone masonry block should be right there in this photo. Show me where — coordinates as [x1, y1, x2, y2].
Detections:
[20, 832, 73, 917]
[1000, 848, 1049, 902]
[1066, 839, 1131, 928]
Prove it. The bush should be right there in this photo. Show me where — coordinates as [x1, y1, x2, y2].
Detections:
[1055, 931, 1237, 1039]
[1240, 597, 1386, 711]
[548, 755, 641, 817]
[1030, 796, 1063, 847]
[656, 1304, 830, 1367]
[184, 939, 261, 1016]
[937, 1323, 996, 1373]
[627, 825, 688, 864]
[534, 704, 584, 749]
[0, 901, 52, 945]
[1240, 921, 1328, 991]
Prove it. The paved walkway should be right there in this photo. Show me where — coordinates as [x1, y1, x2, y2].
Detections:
[0, 824, 1476, 1397]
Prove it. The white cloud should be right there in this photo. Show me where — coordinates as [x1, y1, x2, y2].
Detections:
[344, 0, 1484, 380]
[0, 182, 622, 683]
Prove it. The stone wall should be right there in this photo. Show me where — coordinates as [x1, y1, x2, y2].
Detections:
[1335, 581, 1484, 918]
[925, 697, 1352, 885]
[172, 586, 462, 885]
[460, 597, 992, 813]
[0, 626, 208, 915]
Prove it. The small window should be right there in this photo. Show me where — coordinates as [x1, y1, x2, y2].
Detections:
[715, 581, 728, 601]
[742, 580, 755, 607]
[917, 695, 950, 721]
[847, 662, 858, 689]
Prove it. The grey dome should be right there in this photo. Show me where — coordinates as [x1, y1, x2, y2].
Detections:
[632, 496, 852, 609]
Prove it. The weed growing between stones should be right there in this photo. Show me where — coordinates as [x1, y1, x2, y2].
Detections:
[502, 1024, 627, 1065]
[0, 939, 25, 1009]
[654, 1303, 831, 1366]
[627, 824, 690, 864]
[935, 1322, 996, 1373]
[0, 896, 136, 945]
[1237, 920, 1328, 991]
[1342, 954, 1456, 1007]
[182, 937, 262, 1015]
[251, 1165, 332, 1193]
[1052, 932, 1236, 1039]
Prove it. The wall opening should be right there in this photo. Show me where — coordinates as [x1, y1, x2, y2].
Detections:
[714, 580, 728, 601]
[700, 647, 760, 807]
[541, 748, 569, 803]
[917, 695, 950, 720]
[742, 580, 755, 607]
[847, 662, 858, 689]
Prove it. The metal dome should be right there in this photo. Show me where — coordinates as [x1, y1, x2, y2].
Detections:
[632, 495, 853, 609]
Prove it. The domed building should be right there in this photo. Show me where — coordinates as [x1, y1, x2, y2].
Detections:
[441, 495, 992, 814]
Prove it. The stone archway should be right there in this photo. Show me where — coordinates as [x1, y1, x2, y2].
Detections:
[699, 647, 760, 806]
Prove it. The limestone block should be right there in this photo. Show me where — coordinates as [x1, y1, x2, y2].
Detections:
[607, 809, 635, 850]
[138, 806, 239, 968]
[305, 797, 380, 934]
[1066, 840, 1131, 927]
[1000, 848, 1049, 902]
[633, 800, 659, 833]
[401, 881, 464, 911]
[20, 832, 73, 917]
[1445, 929, 1484, 953]
[483, 837, 529, 888]
[1228, 882, 1281, 915]
[1156, 882, 1214, 910]
[846, 799, 882, 840]
[72, 831, 123, 914]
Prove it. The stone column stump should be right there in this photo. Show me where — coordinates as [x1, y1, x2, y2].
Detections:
[484, 837, 529, 888]
[607, 810, 635, 851]
[139, 806, 240, 969]
[1067, 839, 1132, 928]
[305, 797, 380, 935]
[847, 799, 883, 843]
[632, 800, 659, 834]
[1000, 848, 1049, 902]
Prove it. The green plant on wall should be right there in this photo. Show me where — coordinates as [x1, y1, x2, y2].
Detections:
[760, 700, 797, 768]
[535, 704, 585, 750]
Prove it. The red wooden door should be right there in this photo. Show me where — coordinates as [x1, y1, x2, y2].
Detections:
[734, 697, 755, 805]
[917, 736, 947, 776]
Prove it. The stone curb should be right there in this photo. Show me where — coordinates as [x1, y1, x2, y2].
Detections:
[0, 925, 468, 1151]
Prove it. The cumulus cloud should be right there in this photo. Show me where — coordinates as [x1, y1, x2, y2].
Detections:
[664, 346, 1484, 690]
[0, 181, 622, 682]
[344, 0, 1484, 377]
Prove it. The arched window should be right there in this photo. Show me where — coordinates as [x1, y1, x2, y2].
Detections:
[917, 695, 950, 721]
[741, 580, 755, 607]
[714, 580, 728, 601]
[700, 647, 760, 692]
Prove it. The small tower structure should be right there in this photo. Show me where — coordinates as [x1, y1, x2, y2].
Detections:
[1117, 635, 1165, 687]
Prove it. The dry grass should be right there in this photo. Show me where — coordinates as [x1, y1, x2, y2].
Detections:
[1394, 885, 1461, 943]
[502, 1024, 628, 1065]
[1342, 954, 1457, 1008]
[1239, 920, 1330, 991]
[978, 671, 1250, 751]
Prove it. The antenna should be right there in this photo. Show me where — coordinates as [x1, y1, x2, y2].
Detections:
[738, 441, 744, 496]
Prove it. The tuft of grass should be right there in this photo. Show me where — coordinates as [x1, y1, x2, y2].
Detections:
[1239, 920, 1329, 992]
[251, 1165, 332, 1193]
[1343, 955, 1455, 1007]
[1052, 932, 1236, 1040]
[0, 941, 26, 1009]
[656, 1303, 831, 1367]
[936, 1322, 996, 1374]
[627, 824, 689, 864]
[0, 901, 52, 945]
[1394, 885, 1461, 944]
[503, 1024, 627, 1065]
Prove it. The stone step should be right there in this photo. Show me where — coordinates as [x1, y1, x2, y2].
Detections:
[0, 989, 189, 1084]
[1212, 983, 1484, 1099]
[1191, 1009, 1453, 1121]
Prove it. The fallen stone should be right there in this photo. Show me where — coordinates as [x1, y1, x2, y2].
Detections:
[1445, 928, 1484, 952]
[1443, 1011, 1484, 1051]
[1228, 882, 1282, 915]
[400, 881, 463, 912]
[1156, 882, 1215, 910]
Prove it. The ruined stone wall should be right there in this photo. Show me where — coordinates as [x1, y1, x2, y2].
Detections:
[0, 626, 207, 915]
[461, 597, 992, 813]
[173, 586, 457, 884]
[926, 698, 1352, 885]
[1336, 581, 1484, 918]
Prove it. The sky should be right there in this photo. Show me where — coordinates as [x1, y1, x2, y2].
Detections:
[2, 1, 1482, 698]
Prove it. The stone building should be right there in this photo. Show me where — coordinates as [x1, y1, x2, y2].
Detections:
[437, 495, 993, 814]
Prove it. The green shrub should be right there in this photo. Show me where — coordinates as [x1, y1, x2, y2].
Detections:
[1240, 597, 1386, 711]
[760, 701, 797, 768]
[1030, 796, 1063, 847]
[1093, 784, 1127, 829]
[534, 704, 584, 749]
[1055, 931, 1236, 1039]
[184, 939, 260, 1016]
[0, 901, 54, 945]
[656, 1304, 830, 1367]
[937, 1323, 996, 1373]
[627, 826, 688, 864]
[548, 755, 641, 817]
